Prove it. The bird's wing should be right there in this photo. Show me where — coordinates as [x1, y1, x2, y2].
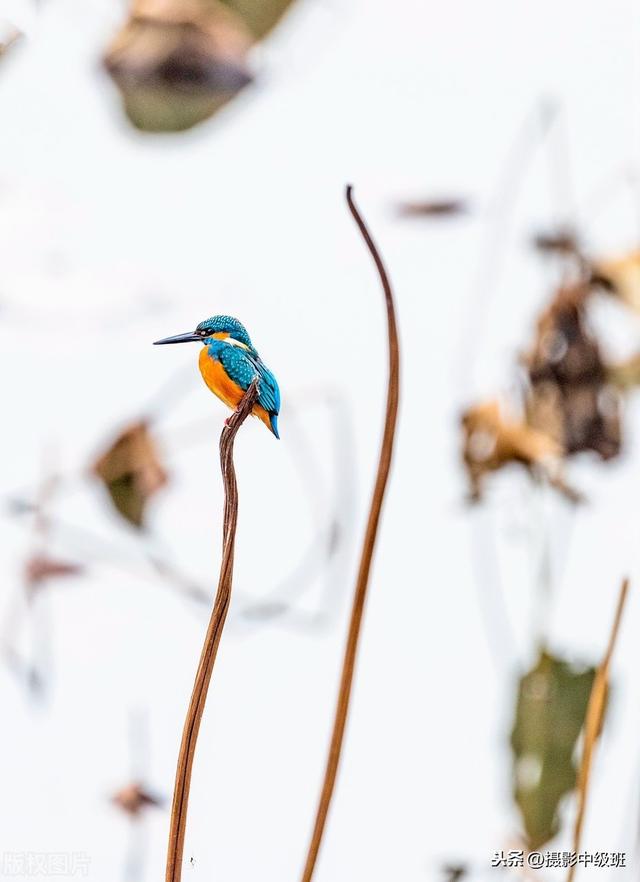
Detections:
[218, 346, 280, 415]
[218, 344, 258, 391]
[253, 358, 281, 415]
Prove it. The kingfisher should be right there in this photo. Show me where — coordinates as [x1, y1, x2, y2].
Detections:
[154, 315, 280, 438]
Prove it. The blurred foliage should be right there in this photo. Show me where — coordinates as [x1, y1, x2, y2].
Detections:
[593, 250, 640, 314]
[532, 228, 581, 256]
[24, 554, 84, 592]
[510, 651, 597, 849]
[220, 0, 296, 39]
[460, 400, 578, 502]
[441, 864, 467, 882]
[0, 20, 22, 63]
[523, 283, 621, 462]
[395, 197, 469, 219]
[460, 251, 635, 499]
[112, 782, 164, 817]
[92, 421, 168, 528]
[104, 0, 297, 132]
[607, 352, 640, 391]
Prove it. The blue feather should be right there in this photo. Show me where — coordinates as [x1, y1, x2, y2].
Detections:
[197, 315, 254, 349]
[207, 339, 281, 437]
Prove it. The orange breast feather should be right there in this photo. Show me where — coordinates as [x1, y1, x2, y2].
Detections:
[199, 348, 244, 410]
[198, 348, 272, 432]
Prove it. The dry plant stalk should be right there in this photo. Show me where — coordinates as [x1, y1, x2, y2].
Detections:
[165, 377, 260, 882]
[299, 185, 400, 882]
[567, 577, 630, 882]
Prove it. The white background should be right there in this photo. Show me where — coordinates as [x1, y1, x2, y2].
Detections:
[1, 1, 640, 880]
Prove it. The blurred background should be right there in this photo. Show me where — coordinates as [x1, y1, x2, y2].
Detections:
[1, 0, 640, 880]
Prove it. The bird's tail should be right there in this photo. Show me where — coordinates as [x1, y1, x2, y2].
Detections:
[270, 414, 280, 439]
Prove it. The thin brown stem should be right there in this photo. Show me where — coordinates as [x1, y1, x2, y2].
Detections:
[164, 378, 260, 882]
[299, 185, 401, 882]
[568, 577, 630, 882]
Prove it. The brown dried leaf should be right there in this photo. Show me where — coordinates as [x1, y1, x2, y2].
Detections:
[531, 228, 580, 256]
[607, 352, 640, 391]
[441, 865, 467, 882]
[460, 400, 577, 501]
[525, 284, 596, 385]
[104, 0, 254, 132]
[24, 554, 84, 589]
[396, 197, 469, 219]
[112, 782, 164, 817]
[592, 250, 640, 313]
[92, 421, 168, 528]
[523, 283, 621, 460]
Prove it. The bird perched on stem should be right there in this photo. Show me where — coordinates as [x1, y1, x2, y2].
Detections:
[154, 315, 280, 438]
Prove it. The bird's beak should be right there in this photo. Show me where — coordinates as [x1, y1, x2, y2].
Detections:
[153, 332, 201, 345]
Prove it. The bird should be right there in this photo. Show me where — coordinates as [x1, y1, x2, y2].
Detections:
[154, 315, 280, 438]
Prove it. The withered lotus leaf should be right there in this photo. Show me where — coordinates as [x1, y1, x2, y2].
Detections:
[607, 352, 640, 391]
[460, 400, 574, 501]
[223, 0, 299, 40]
[510, 652, 597, 850]
[592, 250, 640, 313]
[524, 284, 621, 460]
[104, 0, 255, 132]
[92, 421, 168, 528]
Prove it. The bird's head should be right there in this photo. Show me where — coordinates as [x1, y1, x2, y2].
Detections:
[153, 315, 255, 349]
